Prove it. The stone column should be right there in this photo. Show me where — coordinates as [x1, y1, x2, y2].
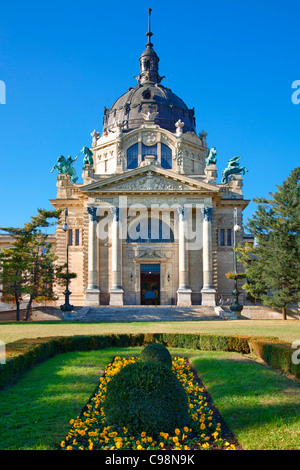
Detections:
[109, 207, 124, 305]
[177, 206, 192, 306]
[201, 207, 216, 306]
[85, 206, 100, 306]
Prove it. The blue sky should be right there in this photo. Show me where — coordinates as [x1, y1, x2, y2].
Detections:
[0, 0, 299, 231]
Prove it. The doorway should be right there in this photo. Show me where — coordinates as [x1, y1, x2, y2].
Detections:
[140, 264, 160, 305]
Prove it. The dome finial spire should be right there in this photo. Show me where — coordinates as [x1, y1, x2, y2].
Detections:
[146, 8, 153, 47]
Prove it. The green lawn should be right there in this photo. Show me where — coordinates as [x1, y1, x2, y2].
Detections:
[1, 319, 299, 344]
[0, 347, 299, 450]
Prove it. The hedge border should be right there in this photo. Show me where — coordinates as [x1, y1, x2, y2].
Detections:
[0, 333, 299, 389]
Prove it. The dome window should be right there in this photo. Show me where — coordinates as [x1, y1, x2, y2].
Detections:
[142, 90, 152, 100]
[161, 143, 172, 169]
[127, 143, 139, 169]
[142, 143, 157, 161]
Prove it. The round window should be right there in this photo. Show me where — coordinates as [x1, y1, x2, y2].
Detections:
[142, 90, 152, 100]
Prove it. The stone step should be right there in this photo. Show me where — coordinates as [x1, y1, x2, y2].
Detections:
[75, 305, 222, 322]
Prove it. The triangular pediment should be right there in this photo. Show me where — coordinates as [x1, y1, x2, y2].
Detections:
[134, 250, 166, 261]
[81, 165, 219, 194]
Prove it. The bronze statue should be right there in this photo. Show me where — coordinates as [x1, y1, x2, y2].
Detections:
[221, 156, 248, 184]
[51, 154, 79, 184]
[81, 146, 94, 168]
[205, 147, 217, 166]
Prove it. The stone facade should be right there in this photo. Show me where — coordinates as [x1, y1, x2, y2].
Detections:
[0, 17, 251, 310]
[48, 121, 250, 308]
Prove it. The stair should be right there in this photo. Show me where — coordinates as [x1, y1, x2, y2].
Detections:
[73, 305, 222, 322]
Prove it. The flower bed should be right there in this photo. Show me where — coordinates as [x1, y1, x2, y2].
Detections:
[60, 356, 236, 450]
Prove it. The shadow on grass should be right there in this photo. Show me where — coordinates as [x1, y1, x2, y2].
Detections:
[191, 355, 300, 436]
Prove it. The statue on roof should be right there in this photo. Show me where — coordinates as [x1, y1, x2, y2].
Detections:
[51, 154, 79, 184]
[205, 147, 217, 166]
[221, 156, 248, 184]
[81, 146, 94, 168]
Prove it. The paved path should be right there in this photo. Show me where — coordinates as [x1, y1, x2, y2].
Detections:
[74, 305, 223, 322]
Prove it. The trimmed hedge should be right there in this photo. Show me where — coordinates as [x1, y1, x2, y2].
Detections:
[0, 332, 299, 389]
[104, 361, 190, 435]
[249, 338, 300, 379]
[140, 342, 173, 368]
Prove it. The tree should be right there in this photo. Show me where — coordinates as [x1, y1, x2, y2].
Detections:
[0, 209, 65, 321]
[238, 167, 300, 319]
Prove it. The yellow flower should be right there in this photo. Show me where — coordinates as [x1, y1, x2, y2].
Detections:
[183, 427, 189, 433]
[200, 423, 206, 430]
[141, 432, 146, 438]
[60, 441, 65, 448]
[202, 443, 210, 449]
[175, 428, 180, 435]
[137, 445, 143, 450]
[66, 446, 73, 450]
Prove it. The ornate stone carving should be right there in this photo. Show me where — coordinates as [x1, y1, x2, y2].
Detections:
[114, 172, 184, 191]
[141, 132, 157, 146]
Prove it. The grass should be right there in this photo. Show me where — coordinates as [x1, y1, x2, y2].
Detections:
[0, 347, 142, 450]
[0, 347, 299, 450]
[1, 319, 300, 344]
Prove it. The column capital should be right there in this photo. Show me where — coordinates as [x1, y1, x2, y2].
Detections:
[177, 206, 190, 221]
[110, 206, 120, 221]
[87, 206, 98, 222]
[203, 206, 213, 222]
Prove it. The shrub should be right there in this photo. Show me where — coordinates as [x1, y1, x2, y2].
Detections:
[140, 342, 172, 368]
[103, 361, 190, 436]
[249, 339, 300, 379]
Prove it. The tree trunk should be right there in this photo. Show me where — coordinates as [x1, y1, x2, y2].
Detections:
[25, 294, 33, 321]
[14, 280, 20, 322]
[282, 306, 287, 320]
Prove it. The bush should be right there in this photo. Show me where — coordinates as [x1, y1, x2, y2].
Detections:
[140, 342, 172, 368]
[1, 332, 298, 390]
[103, 361, 190, 436]
[249, 339, 300, 379]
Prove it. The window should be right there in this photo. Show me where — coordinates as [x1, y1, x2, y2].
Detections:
[161, 143, 172, 169]
[127, 143, 139, 169]
[220, 229, 225, 246]
[75, 229, 80, 246]
[142, 143, 157, 162]
[140, 264, 160, 273]
[127, 218, 174, 243]
[227, 229, 232, 246]
[68, 229, 73, 246]
[218, 228, 232, 247]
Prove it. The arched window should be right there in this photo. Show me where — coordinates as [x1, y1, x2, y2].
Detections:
[127, 143, 139, 169]
[161, 143, 172, 169]
[142, 143, 157, 162]
[127, 218, 174, 243]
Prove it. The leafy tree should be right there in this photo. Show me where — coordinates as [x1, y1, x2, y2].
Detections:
[238, 167, 300, 319]
[0, 209, 65, 321]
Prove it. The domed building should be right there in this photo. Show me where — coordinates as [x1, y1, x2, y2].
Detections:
[49, 10, 250, 309]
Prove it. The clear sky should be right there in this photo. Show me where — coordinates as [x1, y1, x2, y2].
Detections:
[0, 0, 299, 231]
